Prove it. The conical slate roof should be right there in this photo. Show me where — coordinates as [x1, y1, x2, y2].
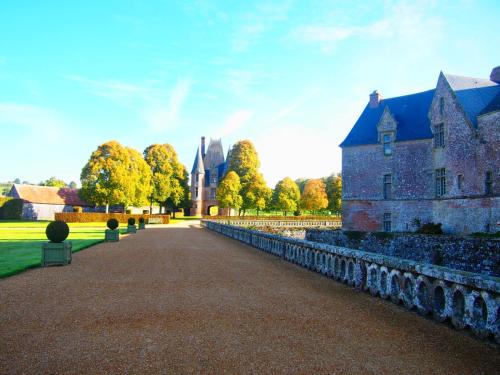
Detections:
[191, 146, 205, 174]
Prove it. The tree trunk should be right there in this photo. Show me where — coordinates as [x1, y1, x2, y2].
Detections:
[105, 204, 109, 213]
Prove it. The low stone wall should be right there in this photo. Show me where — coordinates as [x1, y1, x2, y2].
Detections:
[202, 220, 500, 343]
[305, 230, 500, 277]
[204, 219, 341, 228]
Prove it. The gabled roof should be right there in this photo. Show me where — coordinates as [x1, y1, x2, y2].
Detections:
[479, 91, 500, 115]
[10, 184, 90, 206]
[191, 147, 205, 174]
[340, 89, 435, 147]
[203, 139, 225, 169]
[444, 73, 500, 127]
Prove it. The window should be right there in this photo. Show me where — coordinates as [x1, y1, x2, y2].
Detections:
[439, 97, 445, 116]
[435, 168, 446, 197]
[434, 123, 445, 148]
[383, 213, 391, 232]
[457, 174, 464, 191]
[485, 171, 493, 195]
[383, 174, 392, 199]
[195, 187, 199, 198]
[383, 134, 392, 155]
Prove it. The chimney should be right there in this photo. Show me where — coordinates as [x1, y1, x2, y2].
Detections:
[490, 66, 500, 83]
[369, 90, 382, 108]
[201, 136, 206, 158]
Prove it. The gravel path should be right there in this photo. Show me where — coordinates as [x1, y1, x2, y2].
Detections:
[1, 221, 499, 374]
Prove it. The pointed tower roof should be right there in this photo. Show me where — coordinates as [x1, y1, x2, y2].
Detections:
[191, 147, 205, 174]
[203, 139, 225, 169]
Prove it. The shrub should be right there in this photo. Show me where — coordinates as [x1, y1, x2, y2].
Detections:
[416, 222, 443, 235]
[293, 210, 302, 216]
[373, 231, 394, 240]
[128, 217, 135, 225]
[139, 217, 145, 223]
[46, 221, 70, 243]
[107, 218, 119, 230]
[143, 210, 149, 214]
[125, 209, 132, 214]
[1, 198, 23, 219]
[73, 206, 83, 213]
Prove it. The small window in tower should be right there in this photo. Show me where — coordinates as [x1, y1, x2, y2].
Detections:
[383, 134, 392, 155]
[485, 171, 493, 195]
[195, 187, 199, 198]
[383, 213, 392, 232]
[457, 174, 464, 191]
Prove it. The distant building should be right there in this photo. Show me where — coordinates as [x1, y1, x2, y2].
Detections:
[340, 67, 500, 234]
[190, 137, 228, 216]
[8, 184, 92, 220]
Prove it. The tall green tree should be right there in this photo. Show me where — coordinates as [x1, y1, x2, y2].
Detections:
[325, 173, 342, 215]
[295, 178, 308, 194]
[272, 177, 301, 216]
[216, 171, 242, 212]
[241, 172, 272, 215]
[300, 178, 328, 212]
[40, 177, 67, 188]
[143, 143, 188, 215]
[80, 141, 152, 212]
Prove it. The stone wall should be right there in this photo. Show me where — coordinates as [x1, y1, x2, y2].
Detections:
[203, 220, 500, 343]
[305, 229, 500, 277]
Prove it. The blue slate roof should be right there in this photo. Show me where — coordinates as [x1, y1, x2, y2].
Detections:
[191, 147, 205, 174]
[480, 91, 500, 115]
[340, 89, 435, 147]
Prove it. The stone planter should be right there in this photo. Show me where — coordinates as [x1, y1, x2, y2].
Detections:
[127, 225, 137, 233]
[138, 223, 145, 230]
[105, 229, 119, 241]
[41, 241, 72, 266]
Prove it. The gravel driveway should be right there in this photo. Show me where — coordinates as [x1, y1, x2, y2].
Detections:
[1, 221, 498, 374]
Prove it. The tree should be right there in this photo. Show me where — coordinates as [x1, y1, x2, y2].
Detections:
[80, 141, 152, 212]
[216, 171, 242, 212]
[143, 144, 189, 215]
[226, 140, 260, 184]
[14, 178, 21, 184]
[272, 177, 300, 216]
[40, 177, 67, 188]
[295, 178, 308, 194]
[300, 178, 328, 212]
[241, 172, 272, 215]
[325, 173, 342, 215]
[68, 181, 78, 189]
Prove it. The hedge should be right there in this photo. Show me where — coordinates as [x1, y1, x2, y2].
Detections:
[202, 215, 341, 221]
[55, 212, 170, 224]
[0, 198, 23, 219]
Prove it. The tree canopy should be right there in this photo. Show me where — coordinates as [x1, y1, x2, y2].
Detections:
[80, 141, 152, 211]
[241, 172, 272, 214]
[40, 177, 67, 188]
[325, 173, 342, 214]
[300, 178, 328, 211]
[272, 177, 301, 215]
[216, 171, 242, 211]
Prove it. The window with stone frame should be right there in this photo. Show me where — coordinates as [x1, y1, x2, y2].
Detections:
[383, 174, 392, 199]
[195, 187, 199, 198]
[383, 212, 392, 232]
[382, 133, 392, 155]
[435, 168, 446, 197]
[434, 123, 445, 148]
[485, 171, 493, 195]
[439, 97, 445, 116]
[457, 174, 464, 191]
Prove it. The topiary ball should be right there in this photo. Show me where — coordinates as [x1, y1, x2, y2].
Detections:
[128, 217, 135, 226]
[107, 218, 119, 230]
[139, 217, 145, 223]
[46, 220, 70, 243]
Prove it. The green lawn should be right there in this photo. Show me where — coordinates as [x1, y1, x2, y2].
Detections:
[0, 221, 127, 278]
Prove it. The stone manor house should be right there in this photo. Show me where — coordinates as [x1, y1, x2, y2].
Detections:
[341, 67, 499, 234]
[190, 137, 228, 216]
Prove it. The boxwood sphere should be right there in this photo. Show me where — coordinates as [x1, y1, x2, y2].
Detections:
[107, 218, 119, 230]
[139, 217, 145, 223]
[128, 217, 136, 225]
[46, 220, 70, 243]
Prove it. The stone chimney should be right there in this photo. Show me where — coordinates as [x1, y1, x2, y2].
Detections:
[369, 90, 382, 108]
[490, 66, 500, 83]
[201, 136, 206, 158]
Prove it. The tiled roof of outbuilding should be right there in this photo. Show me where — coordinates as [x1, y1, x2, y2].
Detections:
[10, 184, 91, 206]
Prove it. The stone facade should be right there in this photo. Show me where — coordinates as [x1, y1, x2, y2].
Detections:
[341, 68, 500, 234]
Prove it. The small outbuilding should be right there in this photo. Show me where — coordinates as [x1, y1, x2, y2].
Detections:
[7, 184, 92, 220]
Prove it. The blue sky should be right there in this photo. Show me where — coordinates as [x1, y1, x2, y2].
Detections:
[1, 0, 499, 187]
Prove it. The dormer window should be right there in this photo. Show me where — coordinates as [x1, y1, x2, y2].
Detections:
[382, 134, 392, 155]
[434, 123, 445, 148]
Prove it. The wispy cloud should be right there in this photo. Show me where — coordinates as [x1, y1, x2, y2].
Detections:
[145, 79, 191, 132]
[270, 88, 320, 123]
[0, 103, 65, 141]
[216, 110, 253, 138]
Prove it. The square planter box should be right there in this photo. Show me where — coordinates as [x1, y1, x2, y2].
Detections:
[42, 241, 72, 266]
[105, 229, 119, 242]
[127, 225, 137, 233]
[138, 223, 145, 230]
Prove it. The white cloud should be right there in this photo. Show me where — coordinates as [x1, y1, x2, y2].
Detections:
[216, 110, 254, 138]
[270, 88, 320, 123]
[0, 103, 65, 141]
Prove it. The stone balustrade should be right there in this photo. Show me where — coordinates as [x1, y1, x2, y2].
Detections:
[203, 219, 341, 228]
[202, 220, 500, 343]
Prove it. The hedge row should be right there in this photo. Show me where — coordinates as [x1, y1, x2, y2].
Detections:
[55, 212, 170, 224]
[0, 197, 23, 219]
[203, 215, 341, 221]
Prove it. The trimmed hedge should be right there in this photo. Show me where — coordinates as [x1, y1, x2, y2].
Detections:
[0, 198, 23, 219]
[55, 212, 170, 224]
[203, 215, 341, 221]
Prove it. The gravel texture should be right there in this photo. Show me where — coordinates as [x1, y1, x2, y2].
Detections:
[1, 221, 499, 374]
